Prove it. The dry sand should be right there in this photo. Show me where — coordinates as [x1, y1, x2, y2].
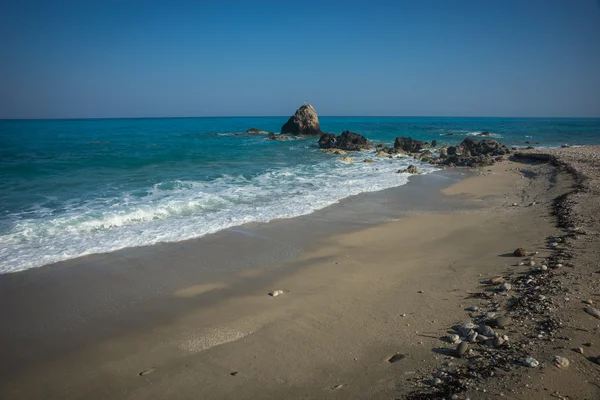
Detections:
[1, 150, 599, 399]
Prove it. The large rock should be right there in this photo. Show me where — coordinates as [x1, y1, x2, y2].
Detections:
[281, 104, 322, 135]
[318, 131, 372, 151]
[394, 137, 426, 153]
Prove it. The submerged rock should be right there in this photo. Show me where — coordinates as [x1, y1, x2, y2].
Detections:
[281, 104, 322, 135]
[398, 165, 419, 174]
[245, 128, 270, 134]
[268, 132, 290, 141]
[322, 148, 347, 155]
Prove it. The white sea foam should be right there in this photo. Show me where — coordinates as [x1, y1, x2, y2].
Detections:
[0, 153, 436, 273]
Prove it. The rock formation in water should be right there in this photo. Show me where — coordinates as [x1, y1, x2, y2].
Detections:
[281, 104, 322, 135]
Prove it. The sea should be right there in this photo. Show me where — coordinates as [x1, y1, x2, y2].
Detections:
[1, 116, 599, 273]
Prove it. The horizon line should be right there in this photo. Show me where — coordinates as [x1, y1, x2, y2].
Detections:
[2, 115, 600, 122]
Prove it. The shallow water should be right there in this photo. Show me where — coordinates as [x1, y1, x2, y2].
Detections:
[1, 116, 599, 272]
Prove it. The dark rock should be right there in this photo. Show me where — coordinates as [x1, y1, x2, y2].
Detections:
[493, 316, 511, 328]
[431, 140, 437, 147]
[436, 138, 510, 167]
[281, 104, 322, 135]
[394, 137, 426, 153]
[513, 248, 527, 257]
[388, 354, 406, 363]
[398, 165, 419, 174]
[318, 131, 372, 151]
[245, 128, 270, 134]
[477, 131, 491, 137]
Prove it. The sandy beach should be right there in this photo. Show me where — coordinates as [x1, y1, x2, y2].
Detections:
[1, 148, 599, 400]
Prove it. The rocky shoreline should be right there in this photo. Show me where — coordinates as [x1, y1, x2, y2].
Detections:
[404, 146, 600, 400]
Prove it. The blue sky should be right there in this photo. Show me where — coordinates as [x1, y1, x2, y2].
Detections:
[1, 0, 599, 118]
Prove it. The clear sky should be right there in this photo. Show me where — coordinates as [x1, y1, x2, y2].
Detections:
[1, 0, 599, 119]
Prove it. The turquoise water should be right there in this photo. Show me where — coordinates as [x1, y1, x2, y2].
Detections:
[1, 117, 599, 273]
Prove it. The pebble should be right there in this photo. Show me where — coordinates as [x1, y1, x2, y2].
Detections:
[331, 384, 343, 390]
[456, 342, 468, 357]
[513, 248, 527, 257]
[466, 306, 479, 312]
[269, 290, 284, 297]
[417, 290, 424, 293]
[455, 321, 478, 336]
[467, 331, 478, 343]
[512, 203, 518, 207]
[139, 368, 156, 376]
[494, 316, 511, 328]
[490, 276, 505, 284]
[230, 371, 238, 376]
[556, 263, 563, 268]
[584, 307, 600, 319]
[583, 299, 593, 305]
[448, 334, 461, 344]
[573, 347, 584, 355]
[522, 357, 539, 368]
[478, 325, 496, 337]
[529, 260, 536, 267]
[540, 265, 548, 271]
[499, 282, 512, 291]
[432, 378, 443, 386]
[493, 336, 506, 347]
[553, 356, 569, 369]
[388, 354, 406, 363]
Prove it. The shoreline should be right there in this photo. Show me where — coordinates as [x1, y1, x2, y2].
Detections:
[2, 147, 599, 399]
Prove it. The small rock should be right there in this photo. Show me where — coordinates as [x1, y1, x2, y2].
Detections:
[490, 276, 505, 284]
[466, 306, 479, 312]
[493, 316, 511, 329]
[529, 260, 536, 267]
[139, 368, 155, 376]
[467, 331, 478, 343]
[341, 156, 353, 163]
[401, 313, 407, 317]
[522, 357, 539, 368]
[493, 336, 506, 347]
[584, 307, 600, 319]
[230, 371, 238, 376]
[553, 356, 569, 369]
[499, 282, 512, 291]
[540, 265, 548, 271]
[454, 321, 478, 336]
[331, 384, 343, 390]
[432, 378, 443, 386]
[269, 290, 284, 297]
[456, 342, 468, 357]
[513, 248, 527, 257]
[478, 325, 496, 337]
[583, 299, 593, 305]
[512, 203, 518, 207]
[417, 290, 424, 293]
[573, 347, 584, 355]
[448, 334, 461, 344]
[388, 354, 406, 363]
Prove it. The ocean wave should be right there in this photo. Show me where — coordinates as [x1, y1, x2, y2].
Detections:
[0, 153, 437, 273]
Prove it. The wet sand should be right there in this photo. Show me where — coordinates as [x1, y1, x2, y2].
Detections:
[1, 155, 596, 399]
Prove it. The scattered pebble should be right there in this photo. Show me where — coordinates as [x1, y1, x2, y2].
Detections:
[499, 282, 512, 291]
[448, 334, 461, 344]
[584, 307, 600, 319]
[522, 357, 539, 368]
[513, 248, 527, 257]
[139, 368, 155, 376]
[269, 290, 284, 297]
[388, 354, 406, 363]
[553, 356, 569, 369]
[583, 299, 593, 305]
[493, 316, 511, 328]
[456, 342, 468, 357]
